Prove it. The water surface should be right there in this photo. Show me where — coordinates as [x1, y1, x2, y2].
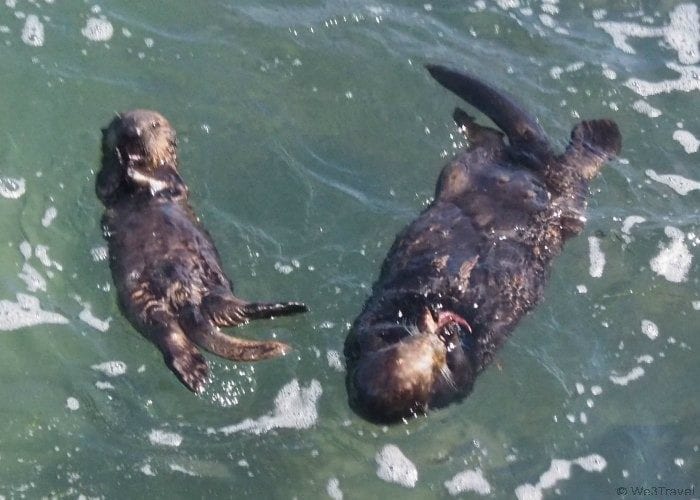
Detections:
[0, 1, 698, 498]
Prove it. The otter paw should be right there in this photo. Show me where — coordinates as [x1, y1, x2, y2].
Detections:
[166, 348, 209, 393]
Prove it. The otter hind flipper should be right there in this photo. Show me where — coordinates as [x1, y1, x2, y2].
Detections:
[426, 64, 549, 152]
[562, 119, 621, 180]
[203, 294, 308, 326]
[187, 324, 291, 362]
[453, 106, 505, 148]
[157, 328, 209, 393]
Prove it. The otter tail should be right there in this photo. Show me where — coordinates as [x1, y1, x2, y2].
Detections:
[426, 64, 549, 153]
[202, 294, 308, 326]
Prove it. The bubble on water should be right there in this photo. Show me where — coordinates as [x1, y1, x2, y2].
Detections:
[602, 67, 617, 80]
[274, 262, 294, 274]
[81, 17, 113, 42]
[445, 468, 491, 496]
[90, 245, 108, 262]
[95, 381, 114, 390]
[646, 170, 700, 196]
[0, 293, 68, 331]
[218, 379, 322, 435]
[21, 14, 44, 46]
[576, 284, 587, 294]
[672, 130, 699, 154]
[66, 397, 80, 411]
[609, 366, 645, 385]
[636, 354, 654, 364]
[0, 177, 26, 199]
[575, 383, 585, 395]
[326, 477, 343, 500]
[591, 385, 602, 395]
[148, 429, 182, 447]
[91, 361, 127, 377]
[515, 454, 606, 500]
[641, 319, 659, 340]
[650, 226, 692, 283]
[140, 464, 155, 476]
[496, 0, 519, 9]
[375, 444, 418, 488]
[588, 236, 605, 278]
[326, 350, 344, 372]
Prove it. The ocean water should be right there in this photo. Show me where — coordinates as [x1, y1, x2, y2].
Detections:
[0, 1, 698, 498]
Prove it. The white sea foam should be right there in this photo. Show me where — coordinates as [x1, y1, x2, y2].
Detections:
[326, 477, 343, 500]
[597, 4, 699, 64]
[672, 130, 699, 153]
[0, 177, 26, 199]
[91, 361, 127, 377]
[626, 63, 700, 97]
[81, 17, 113, 41]
[646, 169, 700, 195]
[218, 379, 322, 435]
[632, 100, 662, 118]
[515, 454, 606, 500]
[79, 304, 111, 332]
[41, 206, 57, 227]
[18, 263, 46, 292]
[588, 236, 605, 278]
[621, 216, 646, 235]
[66, 397, 80, 411]
[375, 444, 418, 488]
[650, 226, 693, 283]
[0, 293, 68, 331]
[609, 366, 645, 385]
[34, 245, 62, 271]
[641, 319, 659, 340]
[445, 468, 491, 496]
[149, 429, 182, 447]
[21, 14, 44, 46]
[169, 464, 197, 476]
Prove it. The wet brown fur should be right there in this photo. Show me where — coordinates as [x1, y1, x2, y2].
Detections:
[96, 109, 307, 392]
[344, 67, 621, 423]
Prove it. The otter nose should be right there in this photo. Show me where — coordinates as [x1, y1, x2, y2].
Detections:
[123, 124, 143, 139]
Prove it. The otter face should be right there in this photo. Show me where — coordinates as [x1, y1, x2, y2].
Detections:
[97, 109, 181, 203]
[348, 308, 475, 422]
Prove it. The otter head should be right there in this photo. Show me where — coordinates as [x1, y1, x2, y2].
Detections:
[347, 307, 476, 423]
[96, 109, 181, 204]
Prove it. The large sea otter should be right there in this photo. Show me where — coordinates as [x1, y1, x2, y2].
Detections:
[344, 66, 621, 423]
[96, 110, 307, 392]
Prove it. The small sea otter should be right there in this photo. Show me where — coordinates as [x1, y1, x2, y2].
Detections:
[96, 109, 307, 392]
[344, 66, 621, 423]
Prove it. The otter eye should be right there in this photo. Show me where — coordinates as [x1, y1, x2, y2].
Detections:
[151, 121, 160, 130]
[496, 174, 509, 186]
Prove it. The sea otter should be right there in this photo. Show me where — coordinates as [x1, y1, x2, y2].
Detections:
[96, 109, 307, 392]
[344, 66, 621, 423]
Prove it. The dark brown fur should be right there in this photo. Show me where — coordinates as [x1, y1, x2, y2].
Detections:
[96, 109, 307, 392]
[344, 67, 621, 423]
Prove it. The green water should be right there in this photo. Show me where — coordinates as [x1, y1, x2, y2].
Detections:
[1, 1, 698, 498]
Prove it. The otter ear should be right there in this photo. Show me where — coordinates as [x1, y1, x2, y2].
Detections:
[436, 162, 469, 200]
